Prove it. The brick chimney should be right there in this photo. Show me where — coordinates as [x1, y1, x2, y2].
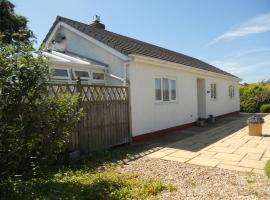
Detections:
[91, 15, 105, 29]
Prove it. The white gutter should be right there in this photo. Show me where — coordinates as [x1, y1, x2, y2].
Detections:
[128, 54, 241, 82]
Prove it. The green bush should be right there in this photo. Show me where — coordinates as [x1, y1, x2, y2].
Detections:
[260, 104, 270, 113]
[0, 42, 82, 181]
[240, 83, 270, 113]
[265, 160, 270, 178]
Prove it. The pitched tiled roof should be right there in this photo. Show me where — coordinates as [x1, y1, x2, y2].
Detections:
[43, 16, 238, 78]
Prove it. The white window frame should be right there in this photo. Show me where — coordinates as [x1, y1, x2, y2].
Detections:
[229, 85, 235, 99]
[155, 77, 163, 102]
[92, 70, 105, 83]
[50, 67, 71, 80]
[72, 68, 91, 81]
[155, 76, 177, 103]
[170, 79, 177, 101]
[210, 83, 217, 100]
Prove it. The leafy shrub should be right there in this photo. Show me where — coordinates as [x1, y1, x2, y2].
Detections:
[265, 160, 270, 178]
[240, 83, 270, 113]
[0, 42, 82, 181]
[260, 104, 270, 113]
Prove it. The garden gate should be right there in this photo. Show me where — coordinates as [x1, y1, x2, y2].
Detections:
[49, 81, 131, 153]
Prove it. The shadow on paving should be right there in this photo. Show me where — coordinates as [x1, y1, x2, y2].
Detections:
[116, 113, 267, 158]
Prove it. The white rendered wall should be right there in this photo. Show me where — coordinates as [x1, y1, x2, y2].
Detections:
[205, 78, 240, 117]
[129, 61, 240, 136]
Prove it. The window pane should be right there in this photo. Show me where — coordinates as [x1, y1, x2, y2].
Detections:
[74, 70, 89, 78]
[52, 68, 68, 77]
[211, 84, 213, 98]
[170, 80, 176, 100]
[214, 84, 216, 98]
[93, 72, 104, 80]
[155, 78, 162, 100]
[163, 78, 169, 101]
[211, 84, 216, 99]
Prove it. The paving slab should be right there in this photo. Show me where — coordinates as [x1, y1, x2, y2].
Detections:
[188, 157, 221, 167]
[213, 152, 245, 162]
[239, 159, 266, 169]
[146, 114, 270, 174]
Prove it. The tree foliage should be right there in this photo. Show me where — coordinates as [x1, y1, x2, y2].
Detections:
[0, 0, 34, 44]
[240, 83, 270, 113]
[0, 42, 82, 181]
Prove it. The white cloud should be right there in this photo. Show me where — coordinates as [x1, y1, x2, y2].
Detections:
[210, 60, 270, 75]
[232, 48, 270, 58]
[206, 13, 270, 47]
[220, 47, 270, 59]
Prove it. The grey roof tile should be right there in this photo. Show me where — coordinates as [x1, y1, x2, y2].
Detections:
[43, 16, 238, 78]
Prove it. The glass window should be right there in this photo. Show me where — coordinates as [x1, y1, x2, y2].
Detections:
[229, 85, 235, 98]
[170, 79, 176, 100]
[51, 68, 69, 79]
[155, 77, 177, 102]
[162, 78, 169, 101]
[155, 78, 162, 101]
[74, 70, 90, 78]
[210, 84, 217, 99]
[92, 72, 105, 80]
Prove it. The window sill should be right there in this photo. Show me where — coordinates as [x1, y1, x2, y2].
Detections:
[154, 100, 178, 104]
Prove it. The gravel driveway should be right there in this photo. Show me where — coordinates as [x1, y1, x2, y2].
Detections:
[121, 157, 270, 200]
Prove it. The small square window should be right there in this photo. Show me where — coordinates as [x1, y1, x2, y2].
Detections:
[75, 71, 90, 78]
[92, 72, 104, 80]
[51, 68, 70, 80]
[72, 69, 90, 80]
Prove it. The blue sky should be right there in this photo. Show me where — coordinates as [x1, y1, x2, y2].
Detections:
[12, 0, 270, 83]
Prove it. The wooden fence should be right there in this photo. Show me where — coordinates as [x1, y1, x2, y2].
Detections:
[49, 81, 131, 153]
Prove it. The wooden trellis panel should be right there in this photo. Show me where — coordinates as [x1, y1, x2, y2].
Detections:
[48, 82, 131, 153]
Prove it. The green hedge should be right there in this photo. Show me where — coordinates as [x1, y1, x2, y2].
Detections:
[260, 104, 270, 113]
[240, 83, 270, 113]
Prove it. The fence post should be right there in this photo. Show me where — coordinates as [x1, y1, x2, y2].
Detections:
[127, 81, 133, 144]
[76, 77, 82, 151]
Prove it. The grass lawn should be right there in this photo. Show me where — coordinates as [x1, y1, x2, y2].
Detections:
[265, 160, 270, 178]
[1, 150, 174, 200]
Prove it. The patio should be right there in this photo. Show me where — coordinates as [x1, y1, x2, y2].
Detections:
[147, 114, 270, 174]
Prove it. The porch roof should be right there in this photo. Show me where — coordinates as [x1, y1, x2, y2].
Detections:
[42, 50, 107, 69]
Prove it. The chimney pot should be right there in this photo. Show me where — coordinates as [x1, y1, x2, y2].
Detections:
[93, 15, 100, 22]
[90, 15, 105, 29]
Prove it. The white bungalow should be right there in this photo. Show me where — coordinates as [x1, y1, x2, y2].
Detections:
[42, 15, 240, 141]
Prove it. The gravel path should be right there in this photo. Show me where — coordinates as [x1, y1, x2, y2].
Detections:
[120, 157, 270, 200]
